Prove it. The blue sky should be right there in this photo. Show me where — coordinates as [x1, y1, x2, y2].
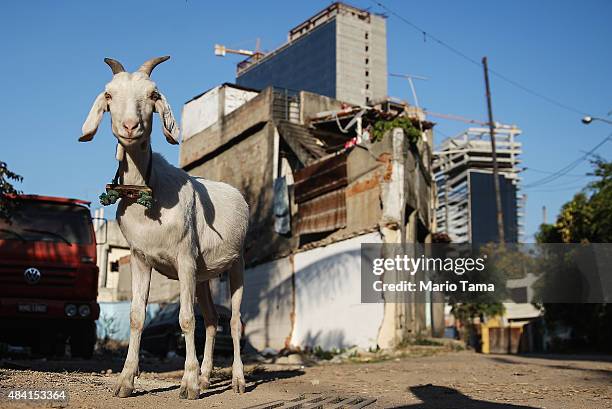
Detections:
[1, 1, 611, 240]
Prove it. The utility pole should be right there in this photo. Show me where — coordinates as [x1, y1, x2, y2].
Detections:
[482, 56, 505, 243]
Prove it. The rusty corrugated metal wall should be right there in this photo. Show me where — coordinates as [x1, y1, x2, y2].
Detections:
[294, 153, 348, 235]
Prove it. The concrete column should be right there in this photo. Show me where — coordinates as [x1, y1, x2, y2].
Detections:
[377, 128, 410, 349]
[99, 246, 109, 288]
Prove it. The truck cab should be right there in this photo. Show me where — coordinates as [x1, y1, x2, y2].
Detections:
[0, 195, 100, 358]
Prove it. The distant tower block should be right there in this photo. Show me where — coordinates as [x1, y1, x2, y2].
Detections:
[235, 2, 387, 106]
[433, 125, 524, 243]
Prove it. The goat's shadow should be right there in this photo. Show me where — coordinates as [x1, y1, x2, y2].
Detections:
[131, 384, 180, 397]
[200, 368, 304, 399]
[129, 368, 304, 399]
[390, 385, 539, 409]
[489, 355, 612, 380]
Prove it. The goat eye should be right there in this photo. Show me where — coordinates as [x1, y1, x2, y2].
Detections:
[104, 92, 112, 101]
[150, 91, 161, 101]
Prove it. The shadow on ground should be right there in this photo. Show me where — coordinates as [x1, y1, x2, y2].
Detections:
[128, 368, 305, 399]
[391, 385, 538, 409]
[488, 355, 612, 380]
[517, 353, 612, 363]
[1, 355, 183, 374]
[0, 348, 266, 375]
[204, 368, 304, 399]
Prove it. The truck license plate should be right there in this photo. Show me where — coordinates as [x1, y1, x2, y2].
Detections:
[18, 303, 47, 313]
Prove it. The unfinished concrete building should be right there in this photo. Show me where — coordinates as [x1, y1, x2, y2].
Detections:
[180, 83, 440, 351]
[93, 211, 130, 302]
[235, 2, 387, 106]
[433, 126, 524, 243]
[94, 215, 180, 304]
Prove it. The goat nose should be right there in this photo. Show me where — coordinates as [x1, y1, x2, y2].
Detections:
[122, 120, 139, 132]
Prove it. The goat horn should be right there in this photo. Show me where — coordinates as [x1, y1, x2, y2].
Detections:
[138, 56, 170, 76]
[104, 58, 126, 75]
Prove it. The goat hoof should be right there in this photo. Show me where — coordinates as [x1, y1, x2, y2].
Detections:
[113, 385, 133, 398]
[232, 377, 246, 394]
[179, 384, 200, 400]
[199, 377, 210, 390]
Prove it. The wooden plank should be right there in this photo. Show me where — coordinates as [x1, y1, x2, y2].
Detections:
[282, 395, 327, 409]
[301, 396, 342, 409]
[243, 395, 376, 409]
[326, 398, 360, 409]
[243, 401, 287, 409]
[350, 398, 377, 409]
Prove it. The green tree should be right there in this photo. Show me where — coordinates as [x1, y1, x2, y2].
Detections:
[536, 158, 612, 353]
[0, 161, 23, 221]
[587, 158, 612, 242]
[431, 236, 507, 348]
[538, 157, 612, 244]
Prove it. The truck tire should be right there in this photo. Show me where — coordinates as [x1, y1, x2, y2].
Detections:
[70, 321, 96, 359]
[32, 337, 66, 358]
[33, 336, 65, 358]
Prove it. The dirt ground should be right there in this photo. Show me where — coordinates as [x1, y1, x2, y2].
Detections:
[0, 350, 610, 409]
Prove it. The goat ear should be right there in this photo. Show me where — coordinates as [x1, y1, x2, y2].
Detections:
[154, 93, 179, 145]
[79, 92, 108, 142]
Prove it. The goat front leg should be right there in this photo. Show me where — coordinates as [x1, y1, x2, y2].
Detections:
[229, 256, 246, 394]
[196, 281, 218, 390]
[114, 252, 151, 398]
[178, 258, 200, 400]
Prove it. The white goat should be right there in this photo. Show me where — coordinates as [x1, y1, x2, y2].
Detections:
[80, 56, 249, 399]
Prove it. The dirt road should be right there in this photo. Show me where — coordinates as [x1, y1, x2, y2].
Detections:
[1, 351, 610, 408]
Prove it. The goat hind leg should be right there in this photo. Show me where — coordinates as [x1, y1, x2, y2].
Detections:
[229, 256, 246, 394]
[196, 280, 218, 390]
[114, 252, 151, 398]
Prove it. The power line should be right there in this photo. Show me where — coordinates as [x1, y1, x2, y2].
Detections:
[486, 68, 588, 116]
[370, 0, 611, 192]
[523, 167, 588, 177]
[525, 183, 590, 193]
[524, 134, 610, 188]
[370, 0, 589, 116]
[523, 132, 612, 188]
[524, 157, 592, 189]
[523, 180, 590, 191]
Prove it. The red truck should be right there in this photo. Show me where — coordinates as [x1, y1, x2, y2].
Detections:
[0, 195, 101, 358]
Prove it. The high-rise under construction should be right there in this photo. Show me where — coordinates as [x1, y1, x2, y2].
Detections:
[433, 125, 524, 243]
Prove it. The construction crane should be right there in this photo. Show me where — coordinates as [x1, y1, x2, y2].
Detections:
[214, 38, 263, 58]
[423, 110, 490, 126]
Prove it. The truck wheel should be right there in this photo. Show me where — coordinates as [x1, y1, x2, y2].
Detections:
[33, 334, 66, 358]
[70, 321, 96, 359]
